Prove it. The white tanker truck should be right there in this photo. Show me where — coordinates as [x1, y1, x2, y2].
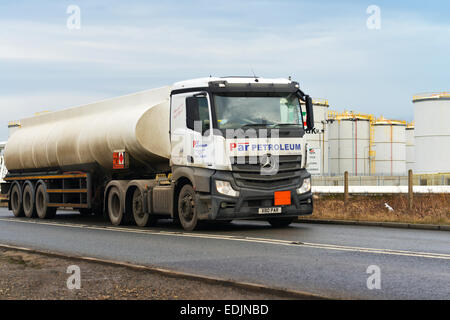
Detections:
[1, 77, 315, 230]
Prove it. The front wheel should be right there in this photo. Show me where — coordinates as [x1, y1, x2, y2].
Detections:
[177, 185, 199, 231]
[267, 217, 294, 228]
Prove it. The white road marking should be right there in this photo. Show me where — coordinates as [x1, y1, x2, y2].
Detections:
[0, 217, 449, 260]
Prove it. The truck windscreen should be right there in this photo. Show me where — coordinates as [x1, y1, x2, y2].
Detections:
[213, 93, 303, 130]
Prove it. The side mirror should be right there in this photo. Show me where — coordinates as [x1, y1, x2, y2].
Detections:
[305, 95, 314, 130]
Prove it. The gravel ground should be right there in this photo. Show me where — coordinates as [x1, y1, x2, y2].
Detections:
[0, 248, 293, 300]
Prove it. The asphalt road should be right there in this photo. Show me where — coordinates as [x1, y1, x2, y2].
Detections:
[0, 208, 448, 299]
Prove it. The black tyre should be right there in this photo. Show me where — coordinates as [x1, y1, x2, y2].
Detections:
[10, 184, 24, 217]
[35, 184, 56, 219]
[132, 188, 157, 227]
[268, 217, 294, 228]
[23, 183, 37, 218]
[108, 187, 124, 226]
[177, 184, 199, 231]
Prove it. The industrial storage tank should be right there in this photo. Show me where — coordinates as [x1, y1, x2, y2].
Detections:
[373, 117, 406, 176]
[4, 86, 172, 173]
[303, 98, 329, 176]
[405, 122, 415, 172]
[413, 92, 450, 174]
[328, 111, 372, 176]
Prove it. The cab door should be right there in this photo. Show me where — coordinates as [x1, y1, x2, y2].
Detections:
[170, 91, 214, 168]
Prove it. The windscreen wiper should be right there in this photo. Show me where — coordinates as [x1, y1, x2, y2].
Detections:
[241, 123, 273, 128]
[270, 123, 303, 128]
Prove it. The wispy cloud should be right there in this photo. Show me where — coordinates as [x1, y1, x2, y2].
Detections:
[0, 1, 449, 140]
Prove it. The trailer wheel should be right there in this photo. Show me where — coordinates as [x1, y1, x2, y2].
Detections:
[132, 188, 157, 227]
[178, 184, 199, 231]
[35, 184, 56, 219]
[267, 217, 294, 228]
[23, 183, 37, 218]
[10, 184, 24, 217]
[108, 187, 124, 226]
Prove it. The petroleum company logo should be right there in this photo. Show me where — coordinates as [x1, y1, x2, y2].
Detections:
[193, 140, 207, 149]
[229, 142, 249, 151]
[230, 142, 301, 152]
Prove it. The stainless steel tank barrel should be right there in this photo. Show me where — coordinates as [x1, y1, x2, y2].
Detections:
[5, 86, 172, 172]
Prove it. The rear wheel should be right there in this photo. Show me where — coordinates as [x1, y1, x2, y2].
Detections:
[132, 188, 157, 227]
[268, 217, 294, 228]
[36, 184, 56, 219]
[177, 184, 199, 231]
[23, 183, 37, 218]
[10, 184, 24, 217]
[108, 187, 124, 226]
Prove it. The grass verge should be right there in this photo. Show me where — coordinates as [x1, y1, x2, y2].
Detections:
[302, 194, 450, 225]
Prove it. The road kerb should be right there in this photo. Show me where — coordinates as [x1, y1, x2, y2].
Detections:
[297, 219, 449, 231]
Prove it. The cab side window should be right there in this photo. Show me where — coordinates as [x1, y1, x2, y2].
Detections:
[186, 96, 210, 133]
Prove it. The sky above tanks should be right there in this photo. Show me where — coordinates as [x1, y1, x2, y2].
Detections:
[1, 0, 449, 140]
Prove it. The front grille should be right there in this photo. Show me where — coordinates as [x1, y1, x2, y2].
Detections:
[230, 155, 302, 189]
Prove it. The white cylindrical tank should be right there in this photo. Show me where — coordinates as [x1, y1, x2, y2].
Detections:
[413, 92, 450, 174]
[328, 112, 371, 176]
[373, 117, 406, 176]
[5, 86, 172, 173]
[405, 123, 415, 173]
[304, 98, 329, 176]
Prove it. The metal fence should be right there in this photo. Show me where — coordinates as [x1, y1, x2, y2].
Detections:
[312, 173, 450, 186]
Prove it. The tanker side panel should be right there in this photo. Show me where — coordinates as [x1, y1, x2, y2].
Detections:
[5, 86, 172, 174]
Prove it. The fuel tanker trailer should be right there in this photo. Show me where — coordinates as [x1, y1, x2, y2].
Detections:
[1, 77, 315, 230]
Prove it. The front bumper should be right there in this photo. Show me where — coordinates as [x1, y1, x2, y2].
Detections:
[196, 170, 313, 221]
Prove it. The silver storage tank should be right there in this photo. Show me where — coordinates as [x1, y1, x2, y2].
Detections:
[304, 98, 329, 176]
[373, 117, 406, 176]
[328, 112, 371, 176]
[5, 86, 172, 173]
[405, 123, 415, 173]
[413, 92, 450, 174]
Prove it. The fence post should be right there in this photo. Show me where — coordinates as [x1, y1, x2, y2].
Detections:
[408, 169, 413, 210]
[344, 171, 349, 205]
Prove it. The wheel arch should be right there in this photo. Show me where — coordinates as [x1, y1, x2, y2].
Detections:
[173, 176, 193, 220]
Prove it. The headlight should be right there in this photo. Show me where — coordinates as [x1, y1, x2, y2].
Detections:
[296, 178, 311, 194]
[215, 180, 240, 197]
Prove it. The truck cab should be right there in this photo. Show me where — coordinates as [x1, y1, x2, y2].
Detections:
[169, 77, 314, 230]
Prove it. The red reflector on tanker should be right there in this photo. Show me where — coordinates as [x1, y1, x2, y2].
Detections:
[274, 191, 291, 206]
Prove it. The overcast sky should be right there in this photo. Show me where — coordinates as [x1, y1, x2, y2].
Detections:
[1, 0, 449, 140]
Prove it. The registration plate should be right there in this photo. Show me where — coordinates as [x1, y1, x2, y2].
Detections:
[258, 207, 282, 214]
